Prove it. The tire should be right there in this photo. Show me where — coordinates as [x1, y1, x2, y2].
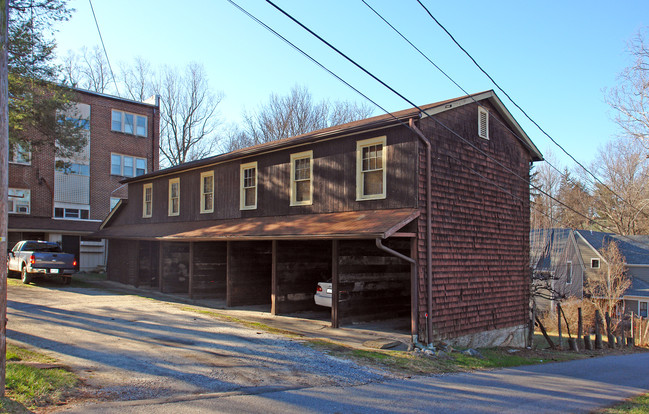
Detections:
[21, 267, 32, 284]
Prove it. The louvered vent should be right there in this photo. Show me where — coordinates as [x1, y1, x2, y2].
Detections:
[478, 107, 489, 139]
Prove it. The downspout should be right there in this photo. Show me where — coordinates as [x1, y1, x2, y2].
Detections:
[375, 238, 427, 350]
[409, 117, 433, 347]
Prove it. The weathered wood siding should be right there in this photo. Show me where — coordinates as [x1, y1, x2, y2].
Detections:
[111, 126, 417, 227]
[417, 101, 532, 340]
[227, 241, 272, 307]
[337, 239, 411, 324]
[192, 242, 227, 299]
[274, 240, 331, 314]
[107, 239, 138, 285]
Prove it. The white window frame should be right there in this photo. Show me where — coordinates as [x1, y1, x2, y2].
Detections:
[478, 107, 489, 139]
[290, 151, 313, 206]
[143, 184, 153, 218]
[356, 136, 387, 201]
[111, 109, 148, 137]
[200, 171, 214, 214]
[566, 261, 573, 285]
[240, 162, 257, 210]
[591, 258, 600, 269]
[640, 301, 648, 318]
[168, 178, 180, 217]
[8, 188, 30, 214]
[111, 153, 147, 178]
[9, 143, 30, 165]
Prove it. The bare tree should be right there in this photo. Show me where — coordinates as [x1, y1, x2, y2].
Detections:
[590, 137, 649, 235]
[61, 46, 114, 93]
[530, 149, 562, 229]
[120, 56, 154, 102]
[606, 28, 649, 146]
[157, 63, 223, 167]
[583, 240, 631, 319]
[226, 85, 373, 151]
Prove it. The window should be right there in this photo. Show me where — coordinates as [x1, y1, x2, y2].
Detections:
[55, 162, 90, 176]
[8, 188, 30, 214]
[566, 261, 573, 284]
[478, 107, 489, 139]
[356, 136, 387, 200]
[110, 197, 120, 211]
[200, 171, 214, 214]
[640, 302, 648, 318]
[143, 184, 153, 218]
[111, 153, 147, 177]
[591, 258, 600, 269]
[290, 151, 313, 206]
[111, 110, 147, 137]
[9, 143, 30, 165]
[168, 178, 180, 216]
[54, 207, 89, 219]
[240, 162, 257, 210]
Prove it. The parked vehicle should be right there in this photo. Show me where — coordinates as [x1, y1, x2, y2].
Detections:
[7, 241, 77, 285]
[314, 281, 332, 307]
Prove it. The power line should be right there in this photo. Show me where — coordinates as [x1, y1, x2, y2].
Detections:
[88, 0, 119, 95]
[413, 0, 649, 221]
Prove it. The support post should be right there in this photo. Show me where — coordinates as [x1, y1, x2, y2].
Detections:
[271, 240, 277, 315]
[577, 307, 583, 346]
[188, 242, 194, 299]
[557, 303, 562, 350]
[595, 310, 603, 349]
[331, 240, 339, 329]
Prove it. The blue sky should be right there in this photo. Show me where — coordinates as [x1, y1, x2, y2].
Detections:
[53, 0, 648, 168]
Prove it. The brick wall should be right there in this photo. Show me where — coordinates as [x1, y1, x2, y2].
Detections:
[417, 100, 531, 341]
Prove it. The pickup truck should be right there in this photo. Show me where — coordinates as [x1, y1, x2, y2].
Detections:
[7, 241, 77, 285]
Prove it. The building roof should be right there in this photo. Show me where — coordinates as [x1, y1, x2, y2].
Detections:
[123, 90, 542, 184]
[8, 216, 101, 234]
[95, 208, 420, 241]
[626, 276, 649, 298]
[530, 228, 572, 270]
[576, 230, 649, 265]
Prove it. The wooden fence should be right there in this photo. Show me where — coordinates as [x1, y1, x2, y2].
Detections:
[631, 314, 649, 347]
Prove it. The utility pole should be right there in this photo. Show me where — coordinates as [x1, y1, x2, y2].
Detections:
[0, 0, 9, 397]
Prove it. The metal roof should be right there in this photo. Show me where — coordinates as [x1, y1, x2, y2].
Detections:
[94, 208, 420, 241]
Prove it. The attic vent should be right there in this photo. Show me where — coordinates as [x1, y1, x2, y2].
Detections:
[478, 107, 489, 139]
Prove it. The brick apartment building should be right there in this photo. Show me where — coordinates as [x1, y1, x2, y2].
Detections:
[8, 88, 160, 270]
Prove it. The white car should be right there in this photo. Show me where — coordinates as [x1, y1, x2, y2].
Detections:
[314, 281, 332, 307]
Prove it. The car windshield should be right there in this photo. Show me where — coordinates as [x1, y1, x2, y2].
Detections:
[24, 243, 62, 253]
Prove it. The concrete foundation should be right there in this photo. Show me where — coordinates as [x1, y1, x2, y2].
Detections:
[443, 324, 527, 348]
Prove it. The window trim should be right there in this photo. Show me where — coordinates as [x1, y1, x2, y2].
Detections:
[640, 301, 648, 318]
[111, 153, 147, 178]
[566, 261, 573, 285]
[143, 183, 153, 218]
[290, 151, 313, 206]
[8, 188, 30, 214]
[168, 178, 180, 217]
[240, 162, 258, 210]
[9, 143, 31, 165]
[200, 171, 214, 214]
[356, 136, 387, 201]
[591, 258, 600, 269]
[478, 106, 489, 139]
[111, 109, 148, 137]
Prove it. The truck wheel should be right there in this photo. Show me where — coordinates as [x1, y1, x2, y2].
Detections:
[21, 267, 32, 284]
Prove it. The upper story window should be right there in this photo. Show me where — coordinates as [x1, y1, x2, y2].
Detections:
[200, 171, 214, 214]
[240, 162, 257, 210]
[112, 110, 147, 137]
[640, 302, 648, 318]
[356, 136, 387, 201]
[566, 261, 573, 284]
[290, 151, 313, 206]
[9, 143, 30, 165]
[143, 184, 153, 218]
[478, 107, 489, 139]
[56, 162, 90, 176]
[168, 178, 180, 216]
[111, 153, 147, 177]
[591, 258, 600, 269]
[54, 204, 89, 220]
[8, 188, 30, 214]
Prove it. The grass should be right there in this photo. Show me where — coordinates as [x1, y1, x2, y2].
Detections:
[1, 343, 78, 412]
[598, 393, 649, 413]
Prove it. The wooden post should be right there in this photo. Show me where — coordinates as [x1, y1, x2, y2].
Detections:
[595, 310, 603, 349]
[331, 240, 339, 329]
[529, 301, 537, 349]
[629, 312, 634, 347]
[0, 0, 8, 395]
[410, 237, 418, 339]
[271, 240, 277, 315]
[577, 307, 583, 345]
[188, 242, 194, 299]
[557, 303, 562, 350]
[605, 312, 615, 348]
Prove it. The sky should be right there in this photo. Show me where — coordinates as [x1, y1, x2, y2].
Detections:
[51, 0, 649, 169]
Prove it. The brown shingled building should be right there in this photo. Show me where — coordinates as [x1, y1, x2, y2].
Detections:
[97, 91, 542, 348]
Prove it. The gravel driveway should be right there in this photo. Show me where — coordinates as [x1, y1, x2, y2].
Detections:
[7, 281, 387, 403]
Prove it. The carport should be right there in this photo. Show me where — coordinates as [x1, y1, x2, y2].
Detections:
[100, 209, 419, 330]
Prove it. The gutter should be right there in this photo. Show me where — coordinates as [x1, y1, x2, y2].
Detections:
[409, 118, 434, 346]
[375, 238, 429, 350]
